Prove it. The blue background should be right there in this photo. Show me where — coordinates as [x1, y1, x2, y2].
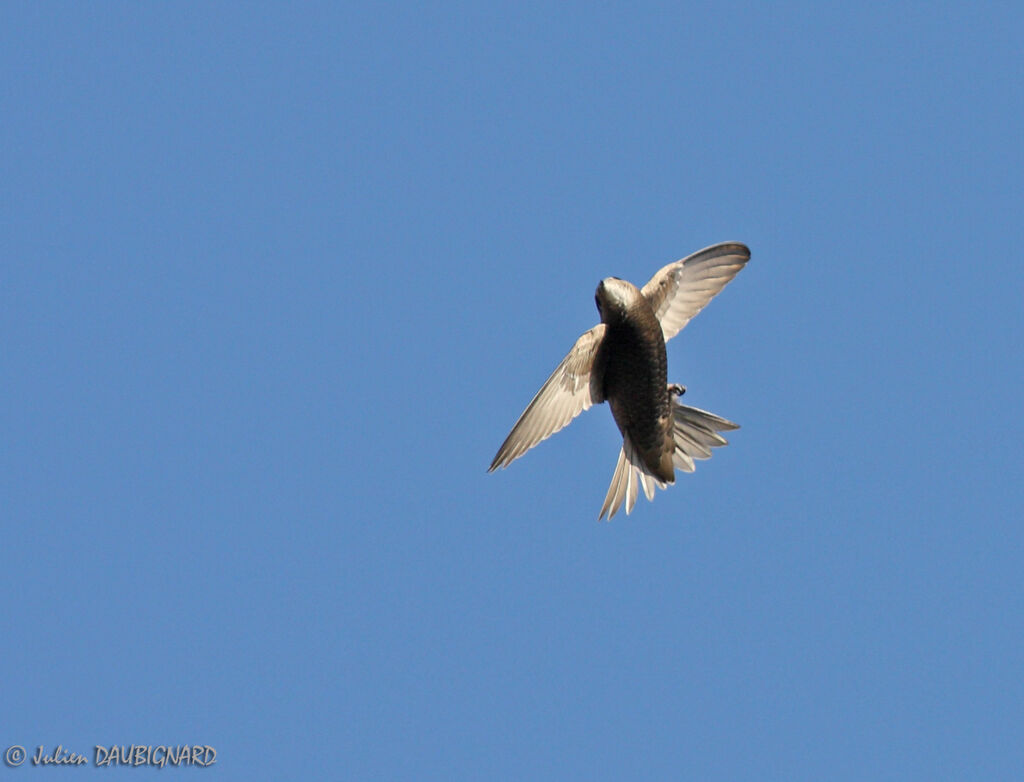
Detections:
[3, 3, 1023, 779]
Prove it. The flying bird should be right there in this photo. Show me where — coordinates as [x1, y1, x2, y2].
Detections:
[489, 242, 750, 519]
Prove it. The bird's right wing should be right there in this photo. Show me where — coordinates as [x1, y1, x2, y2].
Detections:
[489, 324, 606, 471]
[641, 242, 750, 342]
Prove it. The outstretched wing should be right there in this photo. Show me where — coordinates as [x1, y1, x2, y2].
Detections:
[489, 324, 606, 471]
[641, 242, 750, 342]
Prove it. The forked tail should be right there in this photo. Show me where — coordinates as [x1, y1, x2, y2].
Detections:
[598, 400, 739, 520]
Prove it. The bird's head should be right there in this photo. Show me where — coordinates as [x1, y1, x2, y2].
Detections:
[595, 277, 641, 323]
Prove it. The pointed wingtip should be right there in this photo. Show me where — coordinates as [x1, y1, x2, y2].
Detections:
[717, 241, 751, 261]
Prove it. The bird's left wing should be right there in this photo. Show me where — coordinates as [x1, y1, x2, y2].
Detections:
[489, 324, 606, 471]
[641, 242, 750, 342]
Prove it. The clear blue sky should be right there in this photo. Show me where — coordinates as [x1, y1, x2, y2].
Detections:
[3, 3, 1023, 779]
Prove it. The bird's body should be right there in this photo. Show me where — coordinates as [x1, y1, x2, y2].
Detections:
[489, 242, 750, 519]
[595, 278, 675, 483]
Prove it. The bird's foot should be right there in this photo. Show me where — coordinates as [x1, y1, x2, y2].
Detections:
[668, 383, 686, 397]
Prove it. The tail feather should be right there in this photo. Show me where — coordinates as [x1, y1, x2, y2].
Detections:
[599, 434, 666, 520]
[598, 399, 738, 520]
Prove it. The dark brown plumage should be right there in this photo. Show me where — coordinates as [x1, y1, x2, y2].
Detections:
[595, 277, 674, 482]
[489, 242, 750, 519]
